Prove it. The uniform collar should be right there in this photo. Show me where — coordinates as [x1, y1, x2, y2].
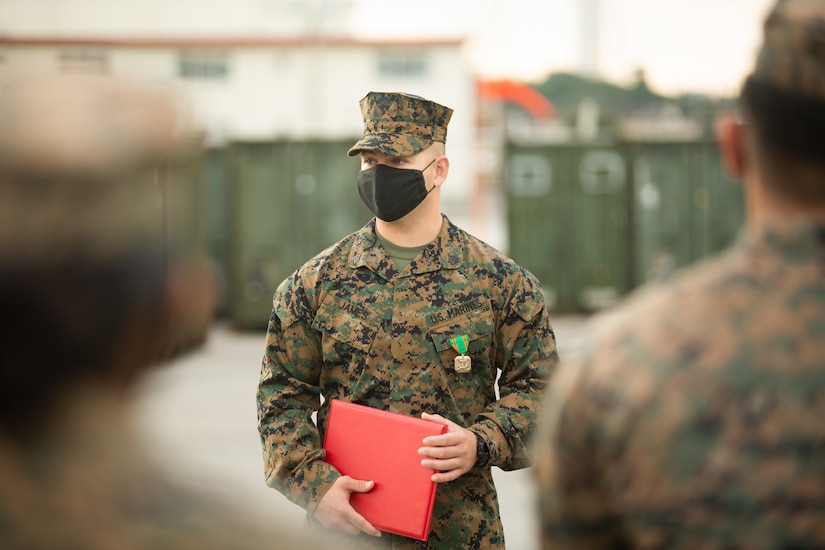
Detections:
[740, 220, 825, 250]
[347, 215, 465, 278]
[740, 219, 825, 263]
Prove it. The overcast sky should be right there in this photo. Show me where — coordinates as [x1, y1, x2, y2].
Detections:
[349, 0, 776, 96]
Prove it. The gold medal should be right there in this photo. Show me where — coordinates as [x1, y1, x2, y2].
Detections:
[450, 335, 471, 373]
[454, 355, 472, 373]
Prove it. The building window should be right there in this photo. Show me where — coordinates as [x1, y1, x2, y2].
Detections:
[178, 51, 229, 81]
[377, 50, 428, 77]
[58, 49, 108, 74]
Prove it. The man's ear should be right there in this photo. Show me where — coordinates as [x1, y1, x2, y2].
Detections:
[715, 112, 745, 179]
[433, 155, 450, 187]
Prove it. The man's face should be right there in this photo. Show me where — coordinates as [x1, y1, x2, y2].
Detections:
[359, 149, 436, 173]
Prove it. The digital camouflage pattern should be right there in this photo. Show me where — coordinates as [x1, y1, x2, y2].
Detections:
[534, 222, 825, 549]
[0, 72, 325, 549]
[257, 216, 558, 549]
[0, 72, 180, 265]
[347, 92, 453, 157]
[753, 0, 825, 101]
[0, 392, 323, 549]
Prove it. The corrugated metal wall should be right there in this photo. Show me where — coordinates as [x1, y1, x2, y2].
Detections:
[161, 141, 210, 273]
[201, 137, 743, 328]
[218, 139, 370, 329]
[505, 138, 743, 313]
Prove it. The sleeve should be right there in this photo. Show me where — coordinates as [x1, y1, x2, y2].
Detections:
[469, 271, 559, 471]
[531, 336, 628, 550]
[256, 274, 340, 515]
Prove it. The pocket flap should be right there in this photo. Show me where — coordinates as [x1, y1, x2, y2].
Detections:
[428, 299, 494, 353]
[312, 295, 378, 353]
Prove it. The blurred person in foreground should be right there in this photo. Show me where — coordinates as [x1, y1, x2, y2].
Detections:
[257, 91, 558, 548]
[533, 0, 825, 548]
[0, 71, 320, 549]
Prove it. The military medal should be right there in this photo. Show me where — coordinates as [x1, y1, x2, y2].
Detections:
[450, 335, 471, 373]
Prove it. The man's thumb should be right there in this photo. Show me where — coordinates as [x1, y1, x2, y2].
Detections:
[349, 479, 375, 493]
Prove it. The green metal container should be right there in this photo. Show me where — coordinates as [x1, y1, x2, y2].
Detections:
[630, 140, 743, 286]
[505, 137, 743, 314]
[224, 139, 371, 329]
[160, 141, 210, 271]
[506, 142, 632, 313]
[205, 147, 230, 316]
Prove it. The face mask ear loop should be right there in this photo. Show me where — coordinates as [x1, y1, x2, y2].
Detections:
[421, 157, 438, 193]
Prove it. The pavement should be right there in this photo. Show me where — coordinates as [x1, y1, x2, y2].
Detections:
[131, 314, 589, 549]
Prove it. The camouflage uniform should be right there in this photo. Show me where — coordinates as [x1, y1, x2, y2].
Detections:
[0, 393, 318, 550]
[534, 3, 825, 548]
[0, 72, 324, 550]
[258, 92, 558, 549]
[534, 223, 825, 549]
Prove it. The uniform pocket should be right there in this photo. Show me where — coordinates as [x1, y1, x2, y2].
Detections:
[311, 294, 379, 353]
[428, 298, 495, 376]
[428, 298, 494, 351]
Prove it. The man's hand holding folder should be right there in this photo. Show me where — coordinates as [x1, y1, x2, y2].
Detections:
[313, 476, 382, 538]
[318, 401, 484, 541]
[418, 412, 482, 483]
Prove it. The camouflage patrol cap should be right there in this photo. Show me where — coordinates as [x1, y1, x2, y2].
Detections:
[0, 71, 214, 363]
[752, 0, 825, 100]
[347, 91, 453, 157]
[0, 71, 196, 266]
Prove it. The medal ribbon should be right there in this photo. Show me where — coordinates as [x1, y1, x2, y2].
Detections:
[450, 335, 469, 355]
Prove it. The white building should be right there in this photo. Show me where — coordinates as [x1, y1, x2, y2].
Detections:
[0, 0, 488, 235]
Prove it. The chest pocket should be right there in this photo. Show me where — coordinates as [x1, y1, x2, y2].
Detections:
[311, 294, 379, 353]
[427, 298, 495, 375]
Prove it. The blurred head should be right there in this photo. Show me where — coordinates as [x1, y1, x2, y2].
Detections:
[721, 0, 825, 204]
[0, 72, 214, 439]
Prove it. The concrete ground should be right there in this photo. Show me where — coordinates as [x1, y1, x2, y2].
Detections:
[131, 315, 589, 549]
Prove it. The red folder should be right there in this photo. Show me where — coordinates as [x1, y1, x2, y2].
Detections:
[322, 400, 447, 541]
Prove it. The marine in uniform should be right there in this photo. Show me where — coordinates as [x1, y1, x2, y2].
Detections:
[0, 71, 323, 550]
[533, 1, 825, 548]
[257, 92, 558, 548]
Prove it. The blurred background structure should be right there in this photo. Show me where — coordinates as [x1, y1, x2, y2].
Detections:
[0, 1, 778, 548]
[0, 0, 774, 326]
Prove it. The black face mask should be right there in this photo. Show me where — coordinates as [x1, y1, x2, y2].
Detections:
[356, 158, 436, 222]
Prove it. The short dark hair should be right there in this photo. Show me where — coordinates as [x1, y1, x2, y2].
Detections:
[740, 75, 825, 202]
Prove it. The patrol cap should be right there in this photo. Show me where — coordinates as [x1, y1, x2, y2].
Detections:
[0, 71, 194, 266]
[752, 0, 825, 100]
[347, 91, 454, 157]
[0, 71, 214, 365]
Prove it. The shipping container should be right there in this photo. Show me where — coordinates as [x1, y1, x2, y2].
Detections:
[506, 141, 632, 312]
[629, 140, 743, 285]
[224, 139, 371, 329]
[505, 137, 743, 313]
